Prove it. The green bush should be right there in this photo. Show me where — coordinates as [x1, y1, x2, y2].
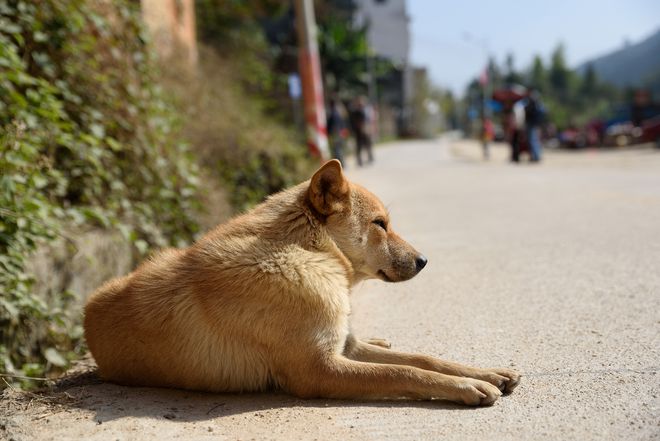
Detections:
[0, 0, 200, 387]
[191, 2, 315, 212]
[164, 41, 314, 213]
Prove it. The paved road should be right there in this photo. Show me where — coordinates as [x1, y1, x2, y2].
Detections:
[3, 138, 659, 440]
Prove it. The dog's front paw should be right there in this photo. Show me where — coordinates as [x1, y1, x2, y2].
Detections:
[456, 378, 502, 406]
[364, 338, 391, 349]
[475, 368, 521, 394]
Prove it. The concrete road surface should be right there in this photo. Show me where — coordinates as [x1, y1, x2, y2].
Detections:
[2, 138, 659, 441]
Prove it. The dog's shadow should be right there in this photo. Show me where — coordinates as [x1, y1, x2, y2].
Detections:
[41, 366, 470, 424]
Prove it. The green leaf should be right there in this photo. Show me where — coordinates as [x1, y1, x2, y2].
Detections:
[43, 347, 67, 367]
[89, 123, 105, 138]
[33, 31, 48, 42]
[32, 175, 48, 189]
[0, 299, 19, 319]
[22, 363, 44, 378]
[134, 239, 149, 255]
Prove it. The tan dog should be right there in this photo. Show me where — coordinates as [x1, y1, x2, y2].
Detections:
[84, 160, 520, 406]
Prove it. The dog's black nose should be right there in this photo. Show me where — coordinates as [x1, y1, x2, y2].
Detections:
[415, 255, 428, 272]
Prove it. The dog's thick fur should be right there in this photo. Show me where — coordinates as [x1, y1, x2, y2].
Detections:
[84, 160, 520, 406]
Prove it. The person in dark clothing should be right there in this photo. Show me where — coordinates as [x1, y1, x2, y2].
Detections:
[349, 97, 373, 167]
[326, 98, 346, 167]
[525, 90, 545, 162]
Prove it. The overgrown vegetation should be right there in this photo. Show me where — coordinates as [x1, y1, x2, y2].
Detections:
[166, 44, 313, 211]
[189, 1, 314, 211]
[0, 0, 200, 386]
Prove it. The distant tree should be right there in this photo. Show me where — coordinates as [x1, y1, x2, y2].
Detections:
[505, 53, 515, 74]
[462, 78, 484, 136]
[487, 56, 504, 90]
[504, 52, 523, 85]
[316, 1, 399, 105]
[641, 67, 660, 100]
[438, 90, 459, 129]
[580, 63, 598, 98]
[549, 43, 571, 99]
[529, 55, 547, 92]
[317, 12, 370, 95]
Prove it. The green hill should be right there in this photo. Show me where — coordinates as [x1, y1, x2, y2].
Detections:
[577, 28, 660, 91]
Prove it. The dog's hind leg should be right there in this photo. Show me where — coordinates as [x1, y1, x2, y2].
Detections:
[343, 335, 520, 394]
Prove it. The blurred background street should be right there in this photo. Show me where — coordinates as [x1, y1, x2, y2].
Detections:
[1, 1, 659, 439]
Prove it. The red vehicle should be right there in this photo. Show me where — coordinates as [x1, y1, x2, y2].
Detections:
[641, 115, 660, 147]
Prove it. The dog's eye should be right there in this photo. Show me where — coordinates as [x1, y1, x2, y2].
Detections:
[373, 219, 387, 231]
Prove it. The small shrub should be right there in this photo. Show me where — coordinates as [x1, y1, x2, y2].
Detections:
[164, 44, 314, 213]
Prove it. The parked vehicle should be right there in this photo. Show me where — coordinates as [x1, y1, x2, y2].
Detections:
[603, 121, 640, 147]
[641, 115, 660, 148]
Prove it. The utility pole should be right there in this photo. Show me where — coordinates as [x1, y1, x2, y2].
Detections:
[464, 32, 491, 160]
[294, 0, 329, 160]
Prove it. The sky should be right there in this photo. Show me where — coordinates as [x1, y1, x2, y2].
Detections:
[408, 0, 660, 94]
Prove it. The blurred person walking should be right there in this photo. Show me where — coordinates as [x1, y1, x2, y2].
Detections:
[326, 98, 347, 167]
[349, 96, 374, 167]
[525, 90, 545, 162]
[510, 98, 526, 162]
[482, 117, 494, 160]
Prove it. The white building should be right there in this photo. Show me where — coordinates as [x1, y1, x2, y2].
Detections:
[354, 0, 410, 66]
[353, 0, 413, 134]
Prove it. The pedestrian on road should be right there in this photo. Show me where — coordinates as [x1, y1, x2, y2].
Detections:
[326, 98, 347, 167]
[482, 117, 494, 160]
[349, 96, 374, 167]
[509, 98, 526, 162]
[525, 89, 545, 162]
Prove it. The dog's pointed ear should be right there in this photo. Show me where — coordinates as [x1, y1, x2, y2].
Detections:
[308, 159, 349, 215]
